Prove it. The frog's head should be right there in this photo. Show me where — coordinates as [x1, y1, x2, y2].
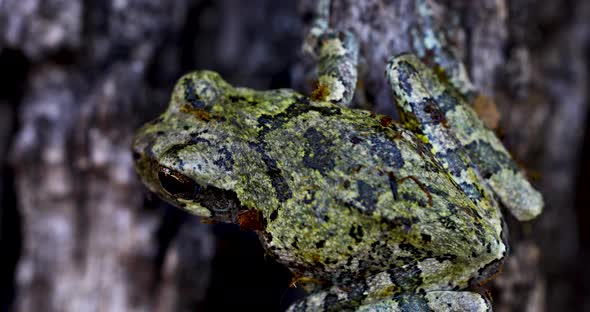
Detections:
[132, 71, 247, 223]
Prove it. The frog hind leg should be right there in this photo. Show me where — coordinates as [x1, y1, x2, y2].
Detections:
[303, 0, 359, 107]
[386, 53, 543, 221]
[385, 53, 504, 239]
[286, 288, 491, 312]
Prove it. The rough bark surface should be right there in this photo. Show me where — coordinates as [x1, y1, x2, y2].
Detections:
[0, 0, 588, 311]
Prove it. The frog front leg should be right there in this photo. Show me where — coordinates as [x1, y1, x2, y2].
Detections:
[386, 53, 543, 221]
[304, 0, 359, 107]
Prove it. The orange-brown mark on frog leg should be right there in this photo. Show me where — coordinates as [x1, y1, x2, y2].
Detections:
[311, 80, 331, 101]
[423, 101, 448, 127]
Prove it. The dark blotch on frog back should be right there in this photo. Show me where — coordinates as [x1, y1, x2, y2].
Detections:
[355, 180, 378, 214]
[248, 142, 293, 203]
[366, 134, 405, 169]
[303, 127, 335, 173]
[349, 225, 364, 243]
[256, 96, 342, 133]
[213, 146, 234, 171]
[386, 216, 419, 233]
[228, 94, 258, 106]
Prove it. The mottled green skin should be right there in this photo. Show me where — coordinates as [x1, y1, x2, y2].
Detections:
[387, 55, 543, 221]
[133, 71, 504, 311]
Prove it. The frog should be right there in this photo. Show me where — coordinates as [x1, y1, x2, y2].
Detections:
[132, 0, 543, 310]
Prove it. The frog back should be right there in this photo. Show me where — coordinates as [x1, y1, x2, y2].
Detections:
[250, 97, 505, 290]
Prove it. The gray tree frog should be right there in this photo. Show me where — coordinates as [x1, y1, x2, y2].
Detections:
[132, 1, 543, 310]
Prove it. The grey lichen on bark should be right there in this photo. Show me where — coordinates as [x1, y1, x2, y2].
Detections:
[4, 1, 215, 311]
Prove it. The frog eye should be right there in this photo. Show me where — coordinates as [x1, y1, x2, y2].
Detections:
[157, 166, 201, 200]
